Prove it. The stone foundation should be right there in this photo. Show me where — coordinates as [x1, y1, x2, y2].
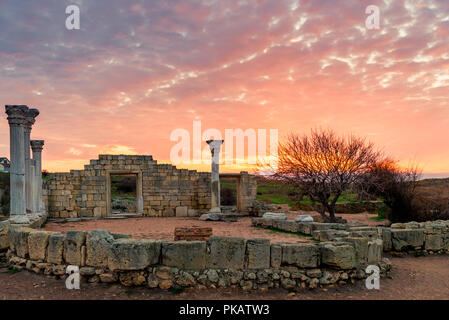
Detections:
[253, 218, 449, 255]
[1, 224, 390, 291]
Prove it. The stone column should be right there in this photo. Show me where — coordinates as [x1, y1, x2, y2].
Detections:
[5, 105, 29, 224]
[24, 109, 39, 214]
[30, 140, 44, 216]
[206, 139, 224, 213]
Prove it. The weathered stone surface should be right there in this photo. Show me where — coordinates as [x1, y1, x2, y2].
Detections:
[199, 213, 220, 221]
[119, 271, 147, 286]
[28, 231, 50, 261]
[391, 229, 424, 251]
[381, 227, 392, 251]
[9, 227, 31, 258]
[108, 238, 161, 270]
[367, 239, 383, 264]
[312, 229, 349, 242]
[80, 267, 96, 276]
[209, 236, 245, 269]
[270, 243, 282, 269]
[86, 229, 114, 267]
[425, 234, 443, 250]
[262, 212, 286, 220]
[161, 241, 206, 270]
[245, 239, 270, 269]
[175, 206, 188, 217]
[320, 243, 356, 269]
[295, 215, 313, 222]
[64, 230, 87, 266]
[297, 222, 313, 235]
[46, 233, 64, 264]
[99, 273, 118, 283]
[345, 237, 368, 266]
[0, 220, 10, 249]
[272, 220, 298, 233]
[281, 243, 320, 268]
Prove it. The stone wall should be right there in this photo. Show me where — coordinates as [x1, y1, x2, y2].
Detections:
[1, 224, 390, 291]
[253, 218, 449, 255]
[42, 155, 257, 218]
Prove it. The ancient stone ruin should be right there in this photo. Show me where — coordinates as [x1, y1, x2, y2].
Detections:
[5, 105, 46, 225]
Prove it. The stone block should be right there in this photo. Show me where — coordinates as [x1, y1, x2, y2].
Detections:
[270, 243, 282, 269]
[0, 220, 10, 250]
[281, 243, 320, 268]
[108, 238, 161, 271]
[381, 227, 392, 251]
[320, 242, 356, 269]
[28, 231, 51, 261]
[367, 239, 383, 264]
[208, 236, 245, 269]
[161, 241, 206, 269]
[313, 229, 349, 241]
[175, 206, 188, 217]
[345, 237, 368, 266]
[297, 222, 314, 235]
[47, 233, 65, 264]
[64, 230, 87, 265]
[262, 212, 286, 220]
[295, 215, 313, 222]
[86, 229, 114, 267]
[391, 229, 424, 251]
[9, 227, 31, 258]
[425, 234, 443, 251]
[245, 239, 270, 269]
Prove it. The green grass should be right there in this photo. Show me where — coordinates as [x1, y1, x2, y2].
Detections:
[268, 227, 312, 239]
[2, 267, 21, 274]
[170, 287, 185, 295]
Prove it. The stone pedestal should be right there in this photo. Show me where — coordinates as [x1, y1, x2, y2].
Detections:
[31, 140, 45, 216]
[5, 105, 29, 224]
[24, 109, 39, 214]
[206, 140, 224, 213]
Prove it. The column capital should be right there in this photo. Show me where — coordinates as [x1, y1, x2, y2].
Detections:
[30, 140, 44, 152]
[24, 108, 40, 133]
[5, 105, 29, 126]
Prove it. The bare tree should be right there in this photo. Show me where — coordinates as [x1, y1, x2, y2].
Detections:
[269, 129, 382, 222]
[361, 159, 421, 222]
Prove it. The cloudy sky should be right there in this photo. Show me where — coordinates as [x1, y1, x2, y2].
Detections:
[0, 0, 448, 176]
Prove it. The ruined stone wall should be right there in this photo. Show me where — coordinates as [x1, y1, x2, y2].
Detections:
[2, 225, 390, 290]
[253, 218, 449, 254]
[42, 155, 214, 218]
[43, 155, 258, 219]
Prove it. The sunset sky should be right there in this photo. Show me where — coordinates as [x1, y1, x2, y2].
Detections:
[0, 0, 448, 176]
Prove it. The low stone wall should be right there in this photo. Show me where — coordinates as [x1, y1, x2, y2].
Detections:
[252, 218, 449, 255]
[0, 222, 390, 291]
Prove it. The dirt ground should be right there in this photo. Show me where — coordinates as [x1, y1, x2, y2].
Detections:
[0, 255, 448, 300]
[45, 213, 380, 243]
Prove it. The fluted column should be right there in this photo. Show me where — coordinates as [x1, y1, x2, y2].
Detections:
[5, 105, 29, 224]
[206, 139, 224, 213]
[30, 140, 44, 216]
[24, 108, 39, 214]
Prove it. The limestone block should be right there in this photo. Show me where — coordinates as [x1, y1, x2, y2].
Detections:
[320, 242, 356, 269]
[345, 237, 368, 266]
[270, 243, 282, 269]
[0, 220, 10, 249]
[381, 227, 392, 251]
[297, 222, 314, 235]
[161, 241, 206, 269]
[64, 230, 87, 265]
[208, 236, 245, 269]
[425, 234, 443, 251]
[10, 227, 31, 258]
[108, 238, 161, 271]
[272, 220, 298, 233]
[295, 215, 314, 222]
[245, 239, 270, 269]
[47, 233, 65, 264]
[367, 239, 383, 264]
[391, 229, 424, 251]
[28, 231, 51, 261]
[262, 212, 286, 220]
[312, 230, 350, 242]
[281, 243, 320, 268]
[175, 206, 188, 217]
[86, 229, 114, 267]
